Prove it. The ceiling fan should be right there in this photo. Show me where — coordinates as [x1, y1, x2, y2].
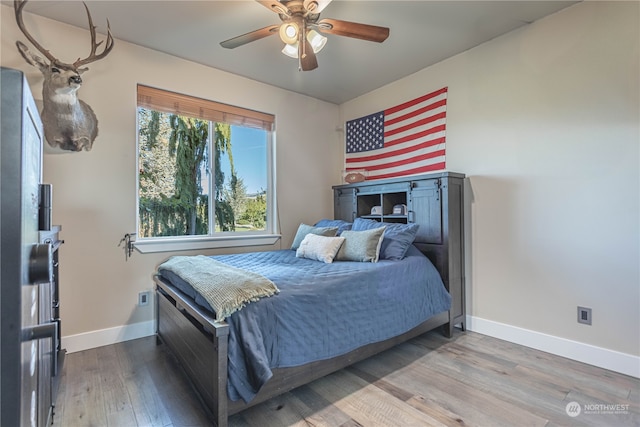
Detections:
[220, 0, 390, 71]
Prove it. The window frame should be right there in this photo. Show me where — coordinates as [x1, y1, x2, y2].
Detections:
[134, 85, 280, 253]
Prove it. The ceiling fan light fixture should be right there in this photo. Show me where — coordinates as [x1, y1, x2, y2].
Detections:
[279, 22, 299, 45]
[281, 43, 299, 58]
[281, 30, 327, 58]
[308, 29, 327, 52]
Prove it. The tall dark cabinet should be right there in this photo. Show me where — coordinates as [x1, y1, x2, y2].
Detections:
[1, 67, 65, 427]
[333, 171, 465, 335]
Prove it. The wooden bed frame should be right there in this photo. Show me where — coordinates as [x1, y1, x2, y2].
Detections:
[154, 172, 465, 427]
[155, 275, 451, 427]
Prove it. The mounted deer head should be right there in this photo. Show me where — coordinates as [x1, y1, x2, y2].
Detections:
[14, 0, 114, 152]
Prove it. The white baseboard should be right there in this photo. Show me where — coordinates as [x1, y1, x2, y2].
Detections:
[62, 320, 155, 354]
[466, 315, 640, 379]
[61, 316, 640, 379]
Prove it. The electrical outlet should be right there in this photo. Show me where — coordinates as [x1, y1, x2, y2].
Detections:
[577, 306, 592, 325]
[138, 291, 150, 306]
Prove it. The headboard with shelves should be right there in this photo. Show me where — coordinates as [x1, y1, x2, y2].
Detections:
[332, 171, 466, 333]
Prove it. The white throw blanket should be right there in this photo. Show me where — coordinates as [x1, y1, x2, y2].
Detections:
[159, 255, 279, 320]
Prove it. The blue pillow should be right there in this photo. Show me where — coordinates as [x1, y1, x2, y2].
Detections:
[291, 223, 339, 250]
[352, 218, 420, 260]
[314, 219, 353, 236]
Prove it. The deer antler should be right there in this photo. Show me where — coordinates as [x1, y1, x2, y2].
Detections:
[14, 0, 113, 72]
[14, 0, 61, 66]
[72, 2, 114, 71]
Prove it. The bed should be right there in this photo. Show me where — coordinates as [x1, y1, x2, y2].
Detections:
[154, 173, 465, 427]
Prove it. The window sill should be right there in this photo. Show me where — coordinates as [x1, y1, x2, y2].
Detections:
[133, 234, 281, 254]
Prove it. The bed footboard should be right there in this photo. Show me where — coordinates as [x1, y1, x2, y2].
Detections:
[155, 278, 229, 427]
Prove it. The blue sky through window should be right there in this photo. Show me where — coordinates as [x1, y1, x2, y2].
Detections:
[219, 125, 267, 194]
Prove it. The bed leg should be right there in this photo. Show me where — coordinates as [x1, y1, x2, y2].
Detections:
[213, 328, 229, 427]
[442, 322, 454, 338]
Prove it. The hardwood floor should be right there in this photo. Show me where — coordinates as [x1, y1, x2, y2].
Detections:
[53, 330, 639, 426]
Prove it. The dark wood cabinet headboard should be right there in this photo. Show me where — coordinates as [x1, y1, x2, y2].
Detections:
[332, 171, 466, 331]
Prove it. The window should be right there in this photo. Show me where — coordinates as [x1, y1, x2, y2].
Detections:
[134, 85, 279, 252]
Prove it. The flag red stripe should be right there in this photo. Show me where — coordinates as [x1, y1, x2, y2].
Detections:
[384, 112, 446, 138]
[366, 162, 447, 180]
[346, 137, 445, 164]
[349, 150, 446, 172]
[385, 125, 445, 148]
[384, 99, 447, 127]
[384, 87, 448, 115]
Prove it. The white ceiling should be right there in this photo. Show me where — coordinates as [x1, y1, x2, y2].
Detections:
[8, 0, 578, 104]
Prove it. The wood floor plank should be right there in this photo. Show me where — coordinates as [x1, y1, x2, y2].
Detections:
[514, 363, 628, 404]
[355, 346, 549, 427]
[463, 332, 638, 393]
[238, 392, 327, 427]
[96, 344, 138, 426]
[54, 332, 640, 427]
[412, 336, 628, 427]
[309, 368, 448, 426]
[434, 339, 570, 402]
[423, 351, 575, 424]
[363, 340, 550, 424]
[345, 366, 415, 402]
[58, 348, 108, 426]
[404, 394, 477, 427]
[146, 345, 213, 426]
[51, 351, 68, 425]
[289, 383, 355, 426]
[630, 385, 639, 403]
[114, 340, 173, 426]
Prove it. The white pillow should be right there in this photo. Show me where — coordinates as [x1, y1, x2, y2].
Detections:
[295, 233, 345, 263]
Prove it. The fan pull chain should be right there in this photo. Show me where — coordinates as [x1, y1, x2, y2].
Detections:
[298, 24, 306, 71]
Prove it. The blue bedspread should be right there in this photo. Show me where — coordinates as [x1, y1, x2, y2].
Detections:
[158, 245, 451, 403]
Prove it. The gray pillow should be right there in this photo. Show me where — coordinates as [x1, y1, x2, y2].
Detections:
[291, 223, 339, 250]
[335, 226, 386, 262]
[352, 218, 420, 260]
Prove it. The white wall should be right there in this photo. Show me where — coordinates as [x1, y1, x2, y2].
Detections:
[341, 1, 639, 374]
[1, 5, 342, 350]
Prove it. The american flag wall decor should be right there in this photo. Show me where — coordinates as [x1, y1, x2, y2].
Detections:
[345, 87, 447, 181]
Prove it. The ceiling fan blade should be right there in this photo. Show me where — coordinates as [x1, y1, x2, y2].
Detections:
[220, 25, 279, 49]
[299, 38, 318, 71]
[317, 18, 389, 43]
[255, 0, 291, 15]
[304, 0, 332, 14]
